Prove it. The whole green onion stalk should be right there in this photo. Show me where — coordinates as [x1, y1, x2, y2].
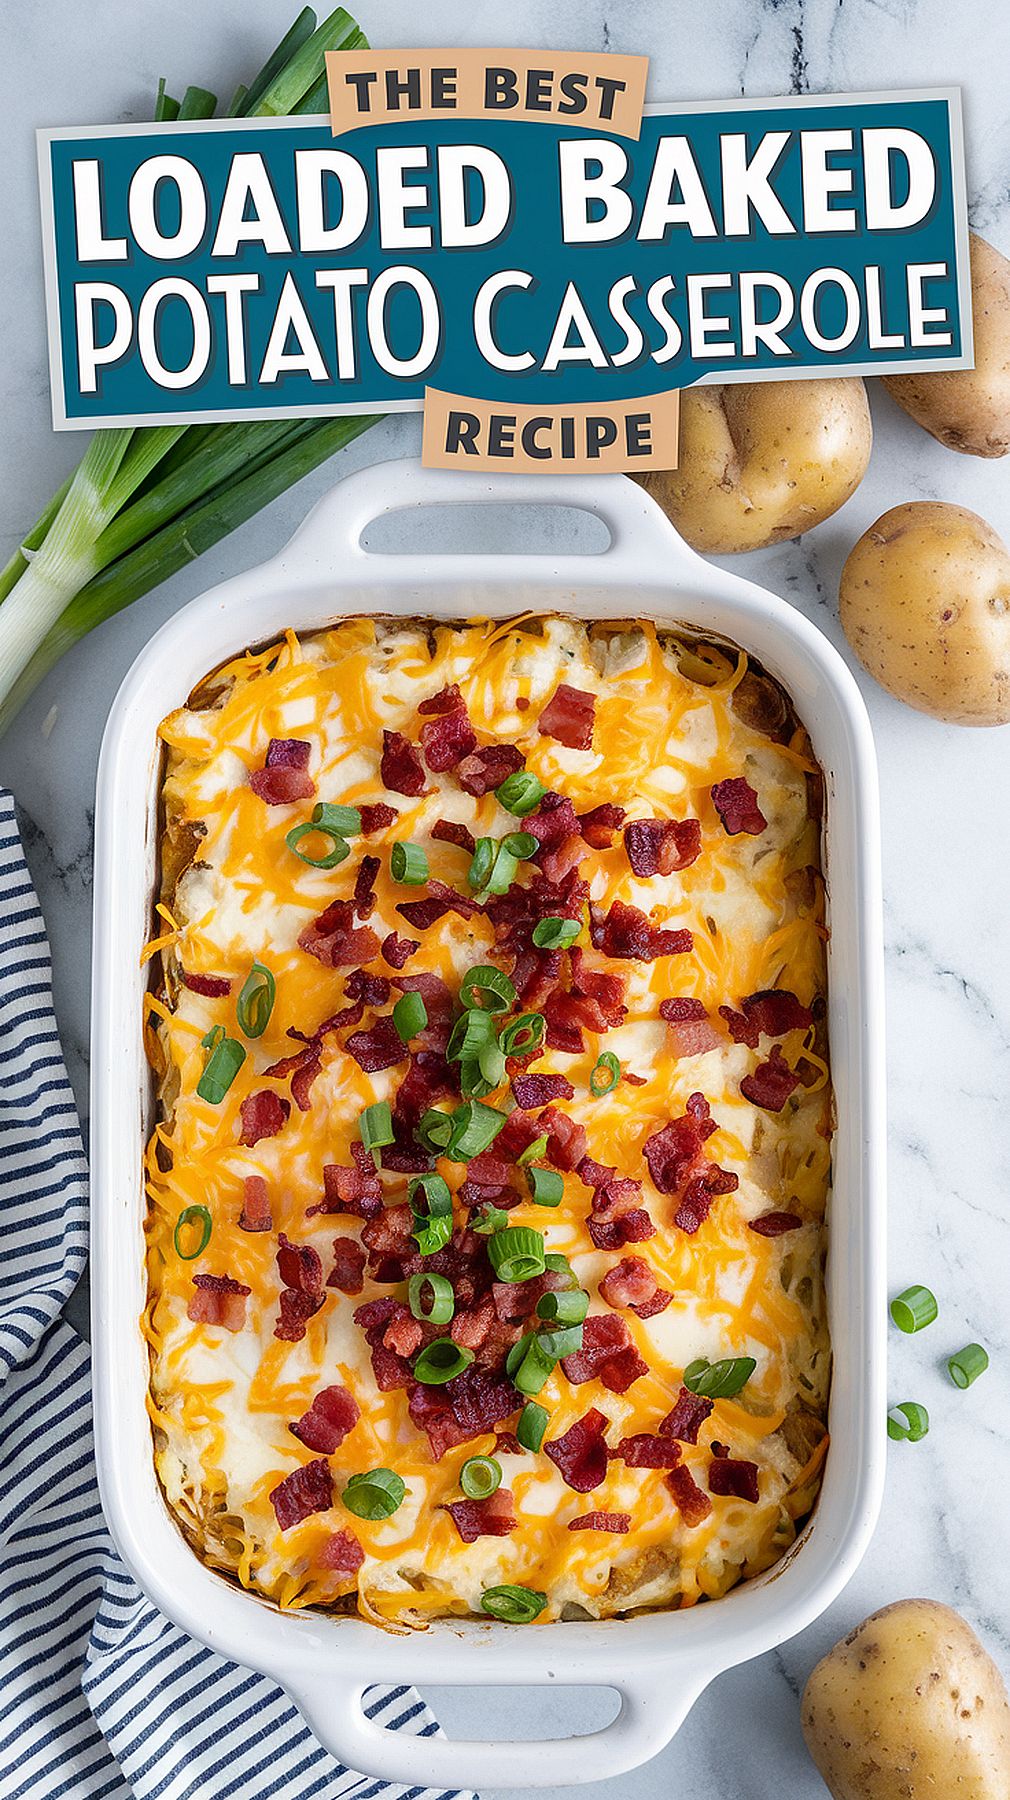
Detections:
[0, 7, 377, 735]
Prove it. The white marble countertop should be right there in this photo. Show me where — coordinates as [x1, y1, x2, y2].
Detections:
[3, 1, 1010, 1795]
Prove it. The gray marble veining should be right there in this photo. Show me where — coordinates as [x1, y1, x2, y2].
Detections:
[2, 1, 1009, 1793]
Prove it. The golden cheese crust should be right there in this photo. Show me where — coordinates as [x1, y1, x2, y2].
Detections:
[144, 615, 831, 1627]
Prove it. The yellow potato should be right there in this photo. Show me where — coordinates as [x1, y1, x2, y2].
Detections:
[802, 1599, 1010, 1800]
[839, 501, 1010, 725]
[882, 233, 1010, 456]
[637, 377, 871, 554]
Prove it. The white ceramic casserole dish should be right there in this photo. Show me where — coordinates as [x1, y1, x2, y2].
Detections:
[91, 459, 886, 1789]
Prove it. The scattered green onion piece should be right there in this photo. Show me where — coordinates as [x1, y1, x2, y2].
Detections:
[948, 1344, 988, 1389]
[488, 1226, 546, 1284]
[511, 1335, 558, 1396]
[415, 1108, 454, 1153]
[390, 841, 429, 885]
[589, 1052, 621, 1097]
[236, 961, 276, 1039]
[480, 1584, 547, 1623]
[393, 989, 428, 1042]
[201, 1024, 225, 1051]
[532, 917, 581, 951]
[506, 1331, 537, 1377]
[285, 820, 350, 869]
[173, 1203, 212, 1260]
[460, 1456, 502, 1500]
[446, 1100, 508, 1160]
[544, 1252, 578, 1287]
[527, 1166, 564, 1208]
[683, 1356, 756, 1399]
[342, 1468, 405, 1521]
[311, 801, 362, 837]
[516, 1133, 549, 1167]
[409, 1173, 454, 1256]
[890, 1286, 938, 1334]
[500, 1014, 546, 1058]
[517, 1401, 549, 1453]
[476, 1038, 508, 1089]
[467, 837, 496, 890]
[496, 772, 546, 817]
[446, 1007, 494, 1064]
[359, 1100, 394, 1166]
[413, 1339, 475, 1385]
[458, 1062, 497, 1102]
[886, 1407, 910, 1441]
[502, 831, 538, 859]
[484, 844, 520, 896]
[407, 1272, 455, 1325]
[472, 1204, 511, 1236]
[887, 1400, 929, 1442]
[536, 1289, 588, 1326]
[460, 965, 516, 1014]
[196, 1032, 246, 1104]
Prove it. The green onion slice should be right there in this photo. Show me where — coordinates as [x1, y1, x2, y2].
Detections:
[536, 1323, 583, 1362]
[408, 1272, 455, 1325]
[502, 831, 538, 860]
[393, 989, 428, 1042]
[467, 837, 496, 890]
[446, 1007, 495, 1062]
[359, 1100, 394, 1165]
[887, 1400, 929, 1442]
[236, 962, 276, 1039]
[415, 1108, 454, 1153]
[472, 1204, 511, 1236]
[311, 802, 361, 838]
[446, 1100, 509, 1160]
[480, 1584, 547, 1623]
[173, 1203, 212, 1260]
[409, 1174, 453, 1256]
[342, 1468, 405, 1520]
[390, 841, 429, 885]
[544, 1252, 578, 1287]
[484, 844, 520, 896]
[589, 1052, 621, 1097]
[683, 1356, 756, 1399]
[413, 1339, 475, 1385]
[496, 772, 546, 817]
[532, 917, 581, 951]
[510, 1334, 558, 1396]
[460, 966, 516, 1014]
[460, 1456, 502, 1500]
[890, 1286, 938, 1334]
[488, 1226, 546, 1284]
[527, 1166, 564, 1208]
[536, 1288, 588, 1326]
[500, 1014, 545, 1058]
[948, 1343, 988, 1389]
[196, 1032, 246, 1104]
[517, 1401, 549, 1453]
[285, 820, 350, 869]
[517, 1133, 549, 1166]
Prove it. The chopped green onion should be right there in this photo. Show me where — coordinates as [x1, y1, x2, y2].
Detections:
[589, 1052, 621, 1097]
[477, 1037, 507, 1085]
[446, 1100, 508, 1160]
[500, 1014, 546, 1058]
[393, 990, 428, 1042]
[683, 1356, 756, 1399]
[496, 772, 546, 817]
[407, 1272, 455, 1325]
[359, 1100, 394, 1165]
[413, 1339, 475, 1385]
[480, 1584, 547, 1623]
[202, 1024, 225, 1052]
[506, 1331, 537, 1377]
[532, 917, 581, 950]
[311, 801, 362, 837]
[536, 1289, 588, 1326]
[511, 1336, 558, 1396]
[527, 1166, 564, 1207]
[409, 1173, 453, 1256]
[286, 820, 350, 869]
[890, 1286, 938, 1334]
[173, 1203, 212, 1260]
[390, 841, 429, 885]
[458, 1063, 496, 1102]
[446, 1007, 494, 1063]
[471, 1204, 511, 1235]
[488, 1226, 546, 1284]
[196, 1032, 246, 1104]
[236, 962, 275, 1039]
[517, 1401, 549, 1452]
[459, 1038, 507, 1099]
[502, 831, 538, 859]
[342, 1468, 405, 1520]
[544, 1252, 578, 1286]
[887, 1400, 929, 1442]
[467, 837, 496, 890]
[460, 965, 516, 1014]
[460, 1456, 502, 1500]
[516, 1133, 549, 1166]
[415, 1108, 454, 1153]
[484, 843, 520, 895]
[948, 1344, 988, 1389]
[536, 1323, 583, 1362]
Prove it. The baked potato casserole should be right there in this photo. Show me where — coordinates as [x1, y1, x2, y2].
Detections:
[144, 614, 831, 1628]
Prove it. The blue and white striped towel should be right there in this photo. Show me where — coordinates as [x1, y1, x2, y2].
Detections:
[0, 791, 471, 1800]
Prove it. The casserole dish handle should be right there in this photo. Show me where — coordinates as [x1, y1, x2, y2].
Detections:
[283, 1663, 708, 1788]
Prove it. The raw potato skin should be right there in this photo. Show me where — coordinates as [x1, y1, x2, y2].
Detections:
[839, 501, 1010, 726]
[801, 1599, 1010, 1800]
[882, 234, 1010, 457]
[636, 378, 872, 554]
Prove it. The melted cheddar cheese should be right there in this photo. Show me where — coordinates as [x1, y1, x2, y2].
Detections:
[145, 615, 831, 1627]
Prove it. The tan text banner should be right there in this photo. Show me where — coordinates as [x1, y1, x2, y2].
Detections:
[421, 389, 679, 473]
[326, 49, 649, 138]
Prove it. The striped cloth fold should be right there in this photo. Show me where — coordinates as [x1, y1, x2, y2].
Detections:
[0, 792, 470, 1800]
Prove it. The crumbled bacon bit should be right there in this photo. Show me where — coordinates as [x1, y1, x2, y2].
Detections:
[298, 899, 380, 969]
[539, 1106, 587, 1172]
[624, 818, 702, 878]
[275, 1288, 324, 1342]
[598, 1256, 672, 1319]
[740, 1044, 801, 1112]
[267, 738, 311, 769]
[444, 1365, 519, 1439]
[494, 1430, 524, 1456]
[318, 1151, 383, 1220]
[182, 972, 231, 997]
[432, 818, 476, 855]
[418, 683, 465, 715]
[444, 1487, 517, 1542]
[318, 1529, 365, 1577]
[642, 1095, 714, 1194]
[391, 972, 454, 1053]
[665, 1463, 712, 1527]
[660, 1387, 714, 1444]
[456, 743, 524, 796]
[561, 1314, 648, 1395]
[589, 899, 693, 962]
[289, 1054, 322, 1113]
[660, 996, 722, 1059]
[614, 1434, 683, 1468]
[270, 1457, 332, 1531]
[708, 1457, 760, 1502]
[381, 729, 426, 796]
[578, 803, 626, 848]
[545, 1407, 610, 1492]
[543, 993, 585, 1056]
[327, 1237, 367, 1293]
[524, 792, 580, 854]
[188, 1272, 250, 1332]
[384, 1309, 424, 1359]
[749, 1210, 804, 1237]
[277, 1233, 324, 1296]
[395, 897, 449, 930]
[511, 1071, 574, 1108]
[539, 684, 596, 750]
[239, 1174, 272, 1233]
[421, 708, 478, 772]
[344, 1015, 409, 1074]
[238, 1090, 290, 1146]
[250, 740, 314, 804]
[711, 776, 767, 836]
[344, 969, 391, 1007]
[359, 802, 398, 834]
[381, 931, 418, 969]
[567, 1511, 631, 1533]
[660, 998, 708, 1022]
[352, 854, 380, 920]
[290, 1384, 360, 1454]
[719, 989, 814, 1048]
[427, 878, 482, 920]
[494, 1109, 542, 1163]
